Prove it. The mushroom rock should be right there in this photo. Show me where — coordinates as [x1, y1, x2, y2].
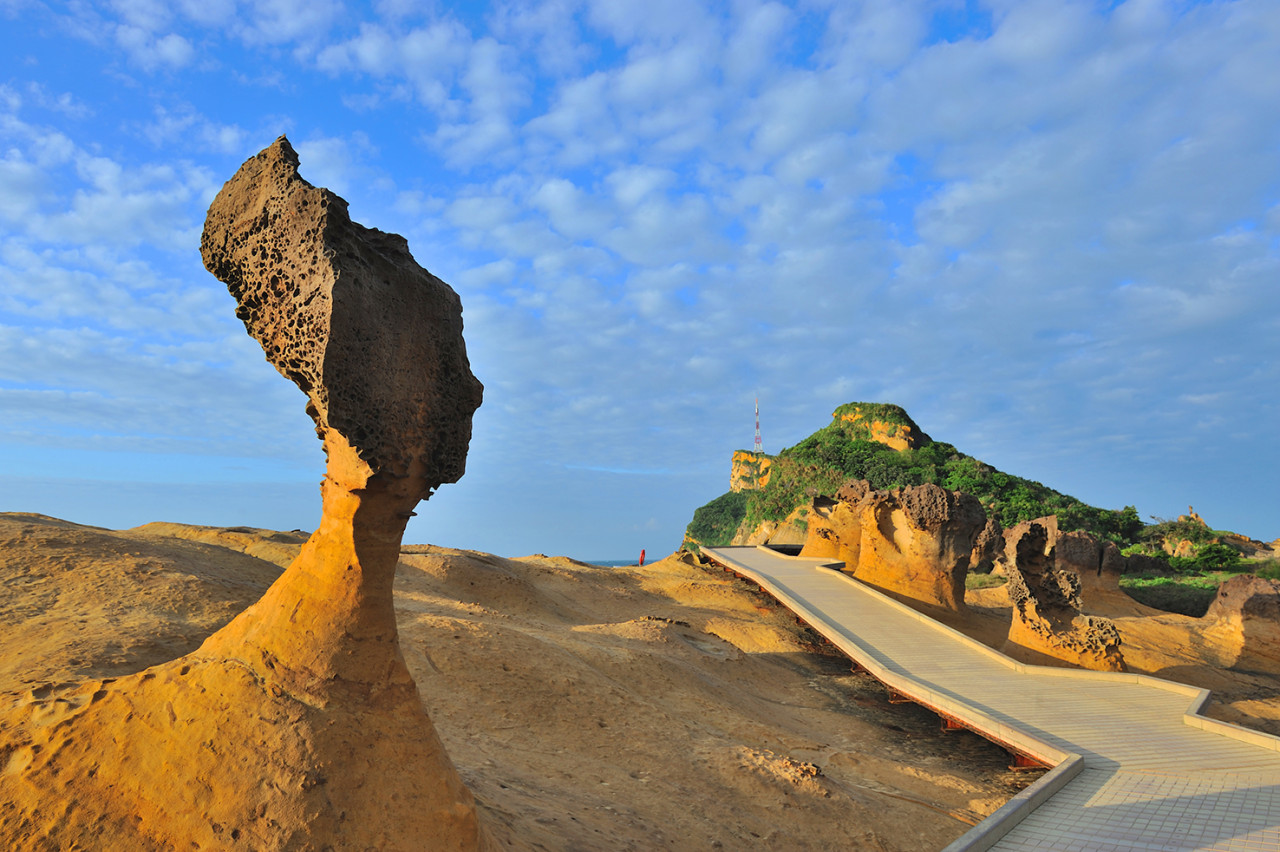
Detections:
[1202, 575, 1280, 674]
[0, 137, 492, 851]
[1000, 522, 1126, 672]
[800, 480, 984, 612]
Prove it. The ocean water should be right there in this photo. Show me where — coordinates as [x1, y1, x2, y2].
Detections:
[587, 560, 636, 568]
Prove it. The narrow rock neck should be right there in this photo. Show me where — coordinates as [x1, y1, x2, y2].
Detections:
[198, 438, 429, 708]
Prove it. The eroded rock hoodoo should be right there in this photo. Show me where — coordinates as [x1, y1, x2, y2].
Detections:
[1001, 522, 1127, 672]
[1203, 575, 1280, 674]
[0, 137, 491, 851]
[801, 480, 985, 611]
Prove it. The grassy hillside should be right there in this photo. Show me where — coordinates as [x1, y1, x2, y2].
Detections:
[686, 403, 1142, 550]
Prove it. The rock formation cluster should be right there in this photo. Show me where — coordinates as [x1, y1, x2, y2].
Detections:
[799, 485, 1129, 671]
[0, 137, 491, 851]
[801, 480, 985, 611]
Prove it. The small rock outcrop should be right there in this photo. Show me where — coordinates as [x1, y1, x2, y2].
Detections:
[832, 403, 930, 451]
[995, 516, 1059, 575]
[1054, 530, 1126, 597]
[1001, 522, 1126, 672]
[730, 450, 773, 492]
[0, 137, 491, 851]
[970, 516, 1004, 575]
[1179, 506, 1209, 527]
[1203, 575, 1280, 674]
[801, 480, 985, 611]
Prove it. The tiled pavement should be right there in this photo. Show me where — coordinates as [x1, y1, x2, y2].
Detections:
[702, 546, 1280, 852]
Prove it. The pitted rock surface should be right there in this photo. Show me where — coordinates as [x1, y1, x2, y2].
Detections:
[970, 516, 1004, 575]
[1002, 522, 1126, 672]
[0, 138, 495, 852]
[802, 480, 985, 611]
[201, 135, 483, 490]
[997, 516, 1059, 575]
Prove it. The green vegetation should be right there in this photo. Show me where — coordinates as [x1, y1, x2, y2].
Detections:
[684, 490, 749, 550]
[1120, 574, 1220, 617]
[830, 401, 918, 429]
[1255, 560, 1280, 581]
[1121, 518, 1253, 574]
[685, 402, 1143, 549]
[965, 573, 1008, 591]
[1119, 557, 1280, 616]
[781, 422, 1140, 536]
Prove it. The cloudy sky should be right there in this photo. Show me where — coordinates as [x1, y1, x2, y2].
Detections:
[1, 0, 1277, 560]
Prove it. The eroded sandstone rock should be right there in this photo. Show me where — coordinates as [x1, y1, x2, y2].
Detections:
[995, 516, 1059, 576]
[1000, 522, 1126, 672]
[1203, 575, 1280, 674]
[1054, 530, 1125, 597]
[0, 137, 492, 851]
[970, 516, 1004, 575]
[730, 450, 773, 492]
[801, 480, 984, 611]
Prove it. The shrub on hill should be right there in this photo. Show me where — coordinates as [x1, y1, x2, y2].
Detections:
[685, 490, 750, 550]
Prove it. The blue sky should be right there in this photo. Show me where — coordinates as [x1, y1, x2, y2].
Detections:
[1, 0, 1277, 559]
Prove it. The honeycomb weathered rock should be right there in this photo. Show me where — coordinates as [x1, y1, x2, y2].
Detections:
[201, 135, 483, 491]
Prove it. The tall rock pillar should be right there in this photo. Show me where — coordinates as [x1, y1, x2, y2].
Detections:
[0, 137, 493, 852]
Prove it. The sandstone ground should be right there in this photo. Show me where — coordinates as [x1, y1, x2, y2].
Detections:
[0, 513, 1036, 851]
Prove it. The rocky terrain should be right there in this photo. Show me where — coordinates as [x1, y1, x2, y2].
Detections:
[0, 513, 1037, 851]
[789, 481, 1280, 735]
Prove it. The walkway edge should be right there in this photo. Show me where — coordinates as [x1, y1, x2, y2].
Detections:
[938, 755, 1084, 852]
[753, 546, 1280, 753]
[702, 545, 1280, 851]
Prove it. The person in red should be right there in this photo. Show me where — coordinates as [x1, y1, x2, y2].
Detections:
[639, 549, 646, 567]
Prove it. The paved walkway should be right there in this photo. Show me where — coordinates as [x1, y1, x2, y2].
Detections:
[702, 546, 1280, 852]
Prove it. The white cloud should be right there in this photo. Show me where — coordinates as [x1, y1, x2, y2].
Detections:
[2, 0, 1280, 552]
[114, 25, 195, 70]
[584, 0, 713, 46]
[605, 165, 675, 208]
[488, 0, 593, 77]
[530, 177, 608, 240]
[290, 132, 384, 202]
[0, 151, 45, 221]
[316, 19, 472, 110]
[235, 0, 343, 46]
[723, 1, 792, 87]
[140, 105, 248, 155]
[446, 193, 521, 232]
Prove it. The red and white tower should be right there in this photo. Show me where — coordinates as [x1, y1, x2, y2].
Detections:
[754, 398, 763, 453]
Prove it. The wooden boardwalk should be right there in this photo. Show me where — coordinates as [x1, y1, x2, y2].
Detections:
[702, 546, 1280, 852]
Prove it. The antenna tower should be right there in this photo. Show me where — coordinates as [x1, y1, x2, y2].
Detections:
[753, 398, 763, 453]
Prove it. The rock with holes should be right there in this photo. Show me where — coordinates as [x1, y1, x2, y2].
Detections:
[0, 137, 493, 852]
[801, 480, 985, 611]
[1054, 530, 1125, 597]
[1001, 521, 1126, 672]
[970, 516, 1004, 575]
[200, 135, 483, 487]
